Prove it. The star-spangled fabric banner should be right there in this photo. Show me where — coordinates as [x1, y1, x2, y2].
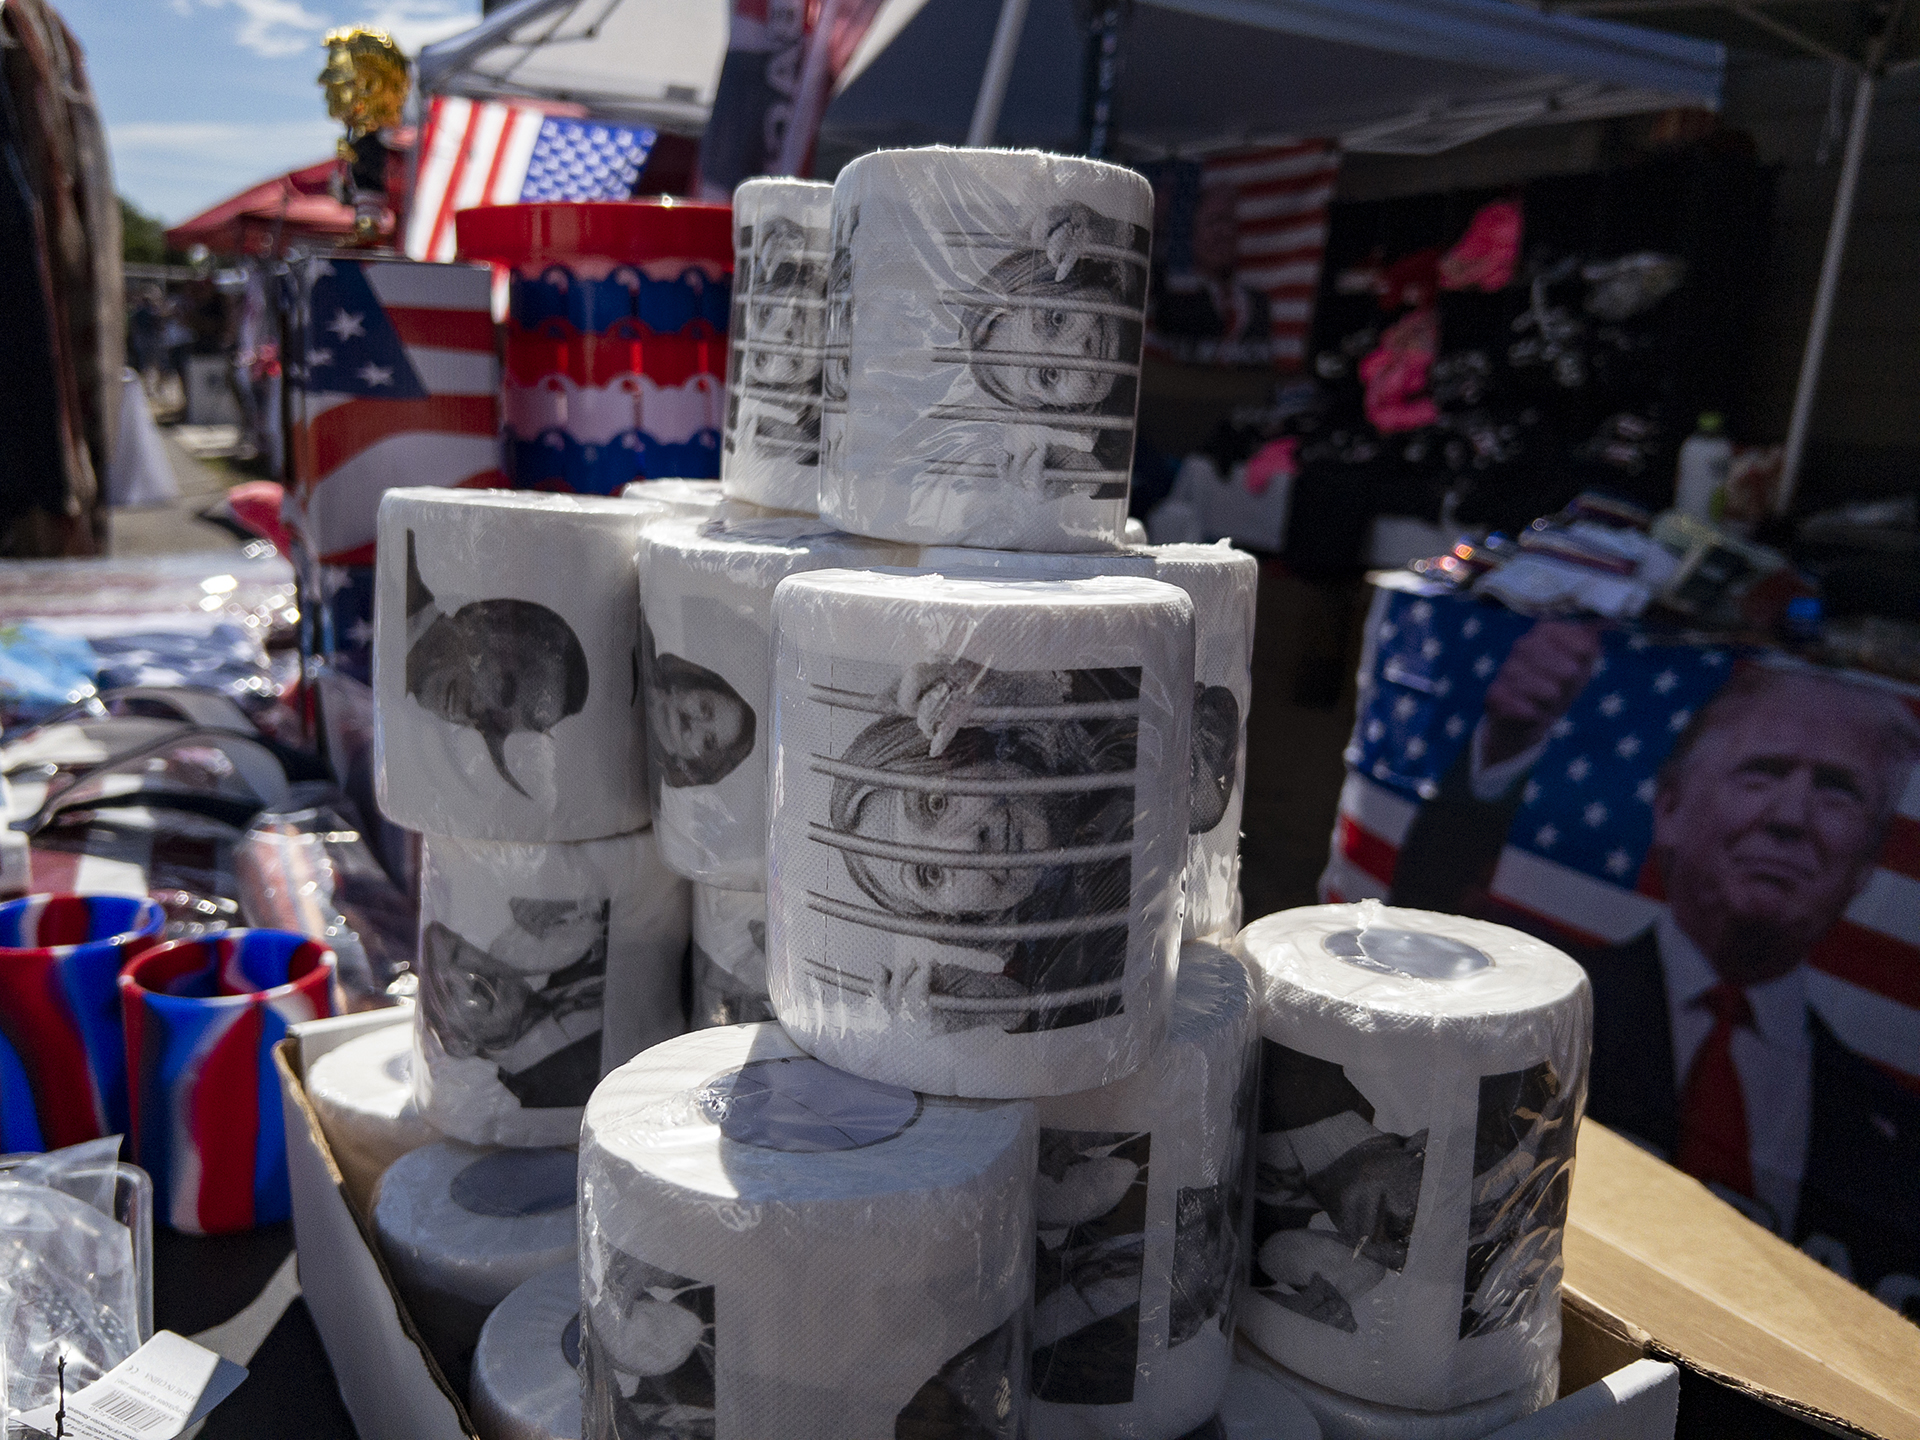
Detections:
[303, 260, 427, 400]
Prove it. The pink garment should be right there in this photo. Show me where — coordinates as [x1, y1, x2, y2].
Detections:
[1360, 308, 1439, 434]
[1244, 436, 1298, 497]
[1438, 200, 1522, 293]
[221, 481, 294, 556]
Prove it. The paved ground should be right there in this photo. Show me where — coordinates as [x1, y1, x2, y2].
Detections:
[106, 423, 250, 557]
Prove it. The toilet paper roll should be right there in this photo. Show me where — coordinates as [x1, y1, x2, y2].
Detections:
[414, 831, 690, 1148]
[1232, 903, 1591, 1412]
[689, 885, 773, 1027]
[1193, 1364, 1322, 1440]
[620, 479, 724, 518]
[820, 147, 1153, 551]
[306, 1019, 441, 1213]
[375, 489, 654, 842]
[637, 515, 911, 889]
[375, 1141, 580, 1391]
[1027, 942, 1257, 1440]
[767, 569, 1194, 1097]
[1238, 1343, 1554, 1440]
[578, 1023, 1036, 1440]
[721, 179, 833, 514]
[1140, 543, 1258, 941]
[917, 546, 1155, 580]
[471, 1263, 584, 1440]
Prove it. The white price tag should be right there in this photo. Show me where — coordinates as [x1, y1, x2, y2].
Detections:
[15, 1331, 247, 1440]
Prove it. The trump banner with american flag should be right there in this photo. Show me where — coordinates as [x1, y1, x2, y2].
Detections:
[289, 255, 501, 569]
[1325, 578, 1920, 1312]
[405, 96, 658, 263]
[1146, 141, 1340, 368]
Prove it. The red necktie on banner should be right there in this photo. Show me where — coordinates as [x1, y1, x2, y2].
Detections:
[1675, 982, 1757, 1198]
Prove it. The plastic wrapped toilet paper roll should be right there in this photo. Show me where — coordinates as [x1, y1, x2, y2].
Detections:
[1141, 543, 1258, 940]
[1028, 942, 1257, 1440]
[375, 489, 653, 843]
[621, 479, 724, 518]
[637, 516, 911, 889]
[414, 832, 690, 1148]
[578, 1023, 1036, 1440]
[307, 1019, 441, 1213]
[722, 179, 833, 514]
[1232, 903, 1590, 1412]
[1237, 1344, 1553, 1440]
[1191, 1364, 1322, 1440]
[471, 1263, 584, 1440]
[918, 546, 1154, 581]
[820, 148, 1153, 551]
[767, 569, 1194, 1097]
[689, 884, 773, 1027]
[375, 1142, 580, 1389]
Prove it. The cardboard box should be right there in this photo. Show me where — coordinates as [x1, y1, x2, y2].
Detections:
[280, 1017, 1899, 1440]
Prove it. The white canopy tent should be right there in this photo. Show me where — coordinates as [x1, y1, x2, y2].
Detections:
[415, 0, 1723, 156]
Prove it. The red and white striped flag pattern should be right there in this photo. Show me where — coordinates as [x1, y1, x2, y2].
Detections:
[290, 255, 501, 567]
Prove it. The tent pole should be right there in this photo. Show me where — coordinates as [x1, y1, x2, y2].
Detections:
[1778, 67, 1875, 514]
[967, 0, 1030, 147]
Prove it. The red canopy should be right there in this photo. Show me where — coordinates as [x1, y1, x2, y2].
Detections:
[164, 158, 392, 256]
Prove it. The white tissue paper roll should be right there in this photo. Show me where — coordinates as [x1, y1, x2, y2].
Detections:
[306, 1019, 441, 1213]
[1232, 903, 1590, 1413]
[1141, 543, 1258, 941]
[414, 832, 690, 1149]
[917, 546, 1155, 581]
[375, 1141, 580, 1389]
[471, 1263, 584, 1440]
[820, 147, 1153, 552]
[767, 569, 1194, 1098]
[578, 1023, 1036, 1440]
[689, 884, 774, 1027]
[620, 479, 724, 518]
[637, 515, 911, 889]
[375, 488, 652, 842]
[722, 179, 833, 514]
[1196, 1363, 1323, 1440]
[1238, 1345, 1553, 1440]
[1027, 942, 1257, 1440]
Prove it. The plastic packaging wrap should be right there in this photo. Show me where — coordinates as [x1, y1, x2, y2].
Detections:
[819, 147, 1152, 551]
[1027, 942, 1256, 1439]
[637, 515, 910, 889]
[306, 1020, 442, 1213]
[619, 479, 724, 518]
[917, 546, 1155, 580]
[0, 1140, 152, 1431]
[1239, 1343, 1555, 1440]
[1232, 902, 1590, 1413]
[374, 1142, 580, 1392]
[0, 894, 164, 1150]
[721, 179, 833, 514]
[689, 884, 773, 1027]
[1201, 1362, 1323, 1439]
[235, 785, 417, 1006]
[414, 831, 689, 1149]
[471, 1263, 583, 1440]
[767, 569, 1193, 1097]
[374, 489, 654, 843]
[1142, 543, 1258, 940]
[120, 929, 336, 1235]
[578, 1023, 1035, 1440]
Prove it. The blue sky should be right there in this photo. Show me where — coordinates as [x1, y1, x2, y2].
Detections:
[63, 0, 483, 223]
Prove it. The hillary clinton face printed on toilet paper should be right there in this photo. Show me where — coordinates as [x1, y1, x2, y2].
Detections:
[418, 897, 609, 1111]
[403, 530, 590, 799]
[803, 656, 1140, 1034]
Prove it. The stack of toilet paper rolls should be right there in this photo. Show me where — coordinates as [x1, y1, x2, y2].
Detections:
[371, 488, 691, 1400]
[1233, 902, 1592, 1437]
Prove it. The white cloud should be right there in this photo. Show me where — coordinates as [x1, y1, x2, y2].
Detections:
[190, 0, 331, 59]
[354, 1, 477, 52]
[110, 118, 341, 221]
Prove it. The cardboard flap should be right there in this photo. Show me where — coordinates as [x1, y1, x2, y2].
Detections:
[1565, 1124, 1920, 1440]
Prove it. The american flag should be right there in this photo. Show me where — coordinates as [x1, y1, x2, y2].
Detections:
[405, 96, 658, 263]
[1148, 140, 1340, 367]
[1327, 584, 1920, 1085]
[289, 255, 501, 567]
